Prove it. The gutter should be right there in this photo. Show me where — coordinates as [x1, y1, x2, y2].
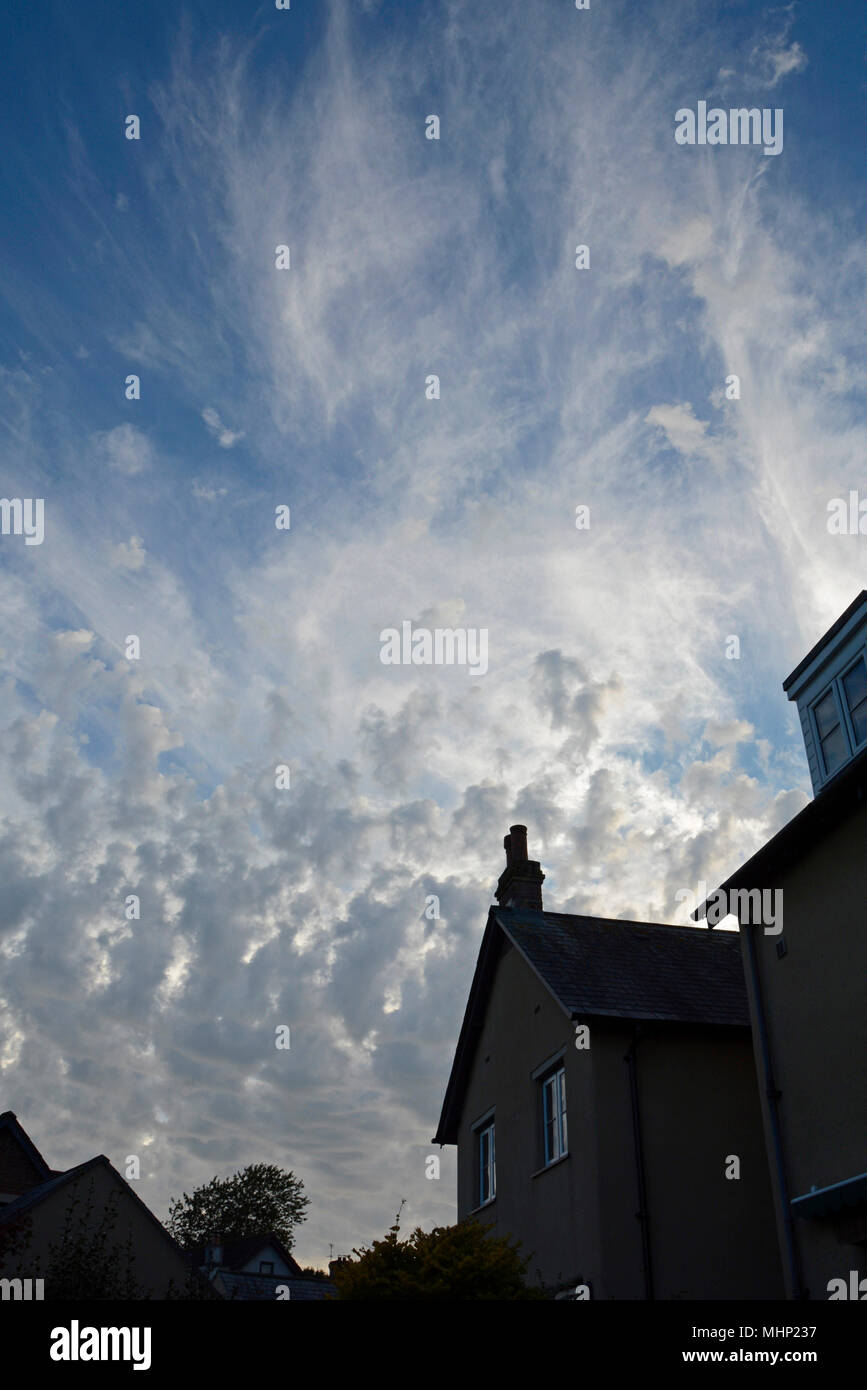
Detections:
[625, 1024, 654, 1301]
[741, 922, 804, 1299]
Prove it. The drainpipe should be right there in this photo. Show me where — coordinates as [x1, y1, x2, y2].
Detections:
[625, 1024, 654, 1300]
[742, 921, 804, 1299]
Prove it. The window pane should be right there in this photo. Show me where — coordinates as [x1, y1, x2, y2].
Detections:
[542, 1081, 551, 1152]
[478, 1124, 495, 1202]
[844, 660, 867, 713]
[558, 1070, 567, 1154]
[821, 725, 848, 774]
[814, 691, 840, 738]
[851, 701, 867, 747]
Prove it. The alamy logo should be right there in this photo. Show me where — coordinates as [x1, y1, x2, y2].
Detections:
[675, 102, 783, 156]
[380, 621, 488, 676]
[675, 881, 783, 934]
[0, 1276, 44, 1300]
[50, 1321, 151, 1371]
[827, 492, 867, 535]
[0, 497, 44, 545]
[827, 1270, 867, 1299]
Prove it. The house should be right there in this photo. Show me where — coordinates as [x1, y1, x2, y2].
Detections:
[0, 1110, 208, 1298]
[695, 591, 867, 1299]
[191, 1232, 334, 1300]
[433, 826, 784, 1299]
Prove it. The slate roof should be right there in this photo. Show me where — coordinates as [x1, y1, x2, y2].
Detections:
[0, 1151, 198, 1266]
[501, 908, 748, 1026]
[0, 1157, 106, 1222]
[188, 1232, 303, 1277]
[219, 1270, 334, 1301]
[434, 905, 748, 1145]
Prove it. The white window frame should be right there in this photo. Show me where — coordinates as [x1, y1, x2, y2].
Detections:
[542, 1065, 568, 1166]
[475, 1119, 496, 1206]
[810, 652, 867, 779]
[841, 655, 867, 751]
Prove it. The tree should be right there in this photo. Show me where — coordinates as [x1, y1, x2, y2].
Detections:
[331, 1209, 544, 1300]
[167, 1163, 309, 1251]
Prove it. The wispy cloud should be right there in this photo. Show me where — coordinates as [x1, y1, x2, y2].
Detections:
[201, 406, 244, 449]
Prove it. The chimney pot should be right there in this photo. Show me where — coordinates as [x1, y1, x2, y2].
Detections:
[509, 824, 528, 863]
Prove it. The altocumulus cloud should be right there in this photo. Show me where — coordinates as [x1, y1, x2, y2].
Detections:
[0, 0, 862, 1264]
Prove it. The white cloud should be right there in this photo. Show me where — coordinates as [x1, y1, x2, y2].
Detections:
[645, 402, 712, 458]
[110, 535, 147, 570]
[201, 406, 244, 449]
[93, 423, 154, 475]
[192, 479, 228, 502]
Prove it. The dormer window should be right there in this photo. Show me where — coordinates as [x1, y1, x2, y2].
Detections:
[784, 594, 867, 795]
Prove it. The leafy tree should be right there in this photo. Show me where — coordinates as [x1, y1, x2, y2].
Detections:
[167, 1163, 309, 1252]
[332, 1208, 543, 1300]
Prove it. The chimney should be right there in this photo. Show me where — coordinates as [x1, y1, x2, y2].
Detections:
[495, 824, 544, 911]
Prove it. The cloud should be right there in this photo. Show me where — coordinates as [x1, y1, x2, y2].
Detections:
[93, 423, 154, 475]
[201, 406, 244, 449]
[191, 479, 228, 502]
[645, 402, 714, 459]
[702, 718, 755, 748]
[750, 22, 808, 88]
[110, 535, 147, 570]
[0, 0, 860, 1268]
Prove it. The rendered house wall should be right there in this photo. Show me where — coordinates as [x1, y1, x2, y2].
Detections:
[455, 929, 784, 1297]
[740, 798, 867, 1298]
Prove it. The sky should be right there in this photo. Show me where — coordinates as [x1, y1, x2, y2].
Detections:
[0, 0, 866, 1269]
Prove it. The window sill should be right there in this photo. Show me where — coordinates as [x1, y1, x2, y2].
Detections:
[468, 1197, 497, 1215]
[531, 1153, 570, 1179]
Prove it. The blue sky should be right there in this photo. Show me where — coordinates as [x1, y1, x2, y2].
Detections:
[1, 0, 866, 1267]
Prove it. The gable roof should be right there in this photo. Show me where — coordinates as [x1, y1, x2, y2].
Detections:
[434, 906, 748, 1144]
[0, 1158, 98, 1222]
[188, 1232, 303, 1277]
[0, 1151, 192, 1263]
[0, 1110, 55, 1191]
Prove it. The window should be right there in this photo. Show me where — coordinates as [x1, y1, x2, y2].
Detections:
[477, 1121, 496, 1205]
[811, 655, 867, 779]
[843, 658, 867, 747]
[542, 1066, 567, 1165]
[259, 1260, 274, 1274]
[814, 688, 847, 776]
